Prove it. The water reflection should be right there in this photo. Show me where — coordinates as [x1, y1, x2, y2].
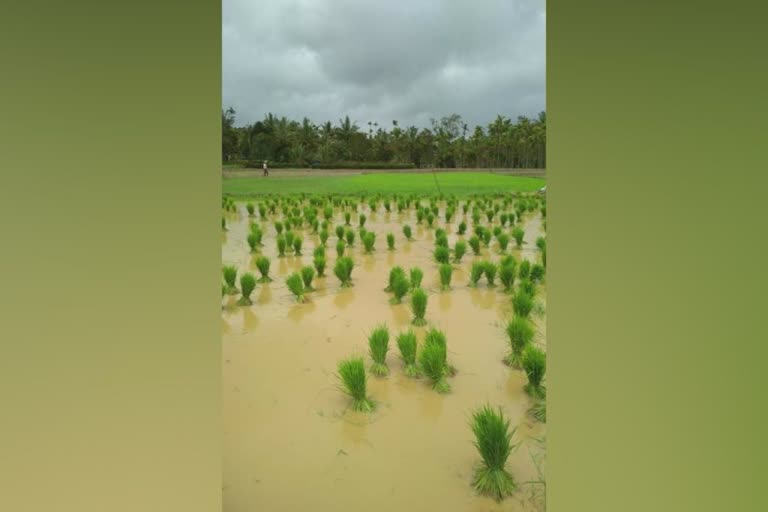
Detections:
[469, 287, 496, 310]
[257, 283, 272, 304]
[439, 291, 452, 312]
[333, 288, 355, 309]
[419, 390, 444, 421]
[287, 300, 317, 323]
[242, 306, 258, 332]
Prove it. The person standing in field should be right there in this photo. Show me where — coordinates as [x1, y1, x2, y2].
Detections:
[262, 160, 269, 177]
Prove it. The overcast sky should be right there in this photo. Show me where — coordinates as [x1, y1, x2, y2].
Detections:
[223, 0, 545, 130]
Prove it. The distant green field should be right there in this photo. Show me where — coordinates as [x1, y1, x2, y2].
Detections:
[223, 172, 545, 197]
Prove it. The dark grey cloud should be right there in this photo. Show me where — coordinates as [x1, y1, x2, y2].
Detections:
[223, 0, 545, 129]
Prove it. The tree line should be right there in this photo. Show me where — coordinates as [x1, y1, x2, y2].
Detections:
[222, 109, 546, 169]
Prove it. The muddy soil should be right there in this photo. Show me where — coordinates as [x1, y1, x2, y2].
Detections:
[222, 201, 546, 511]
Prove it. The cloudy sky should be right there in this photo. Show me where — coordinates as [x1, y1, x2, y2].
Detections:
[223, 0, 545, 130]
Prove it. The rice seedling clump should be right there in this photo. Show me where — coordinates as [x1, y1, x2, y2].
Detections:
[419, 330, 450, 392]
[386, 266, 407, 292]
[396, 330, 419, 377]
[522, 345, 546, 398]
[363, 231, 376, 253]
[512, 227, 525, 248]
[255, 256, 272, 283]
[512, 291, 534, 318]
[469, 235, 481, 255]
[237, 272, 256, 305]
[454, 241, 467, 263]
[434, 245, 450, 264]
[334, 256, 355, 287]
[497, 233, 510, 252]
[313, 254, 326, 277]
[499, 262, 516, 291]
[285, 272, 305, 302]
[301, 265, 315, 291]
[391, 274, 410, 304]
[337, 357, 374, 412]
[410, 287, 428, 326]
[518, 260, 531, 279]
[470, 261, 484, 286]
[504, 316, 534, 367]
[470, 405, 517, 501]
[386, 233, 395, 250]
[409, 267, 424, 289]
[368, 324, 390, 377]
[292, 236, 303, 255]
[439, 263, 453, 290]
[223, 265, 238, 295]
[483, 261, 498, 286]
[530, 263, 545, 282]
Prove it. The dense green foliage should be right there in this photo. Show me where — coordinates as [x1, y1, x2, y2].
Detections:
[224, 110, 546, 169]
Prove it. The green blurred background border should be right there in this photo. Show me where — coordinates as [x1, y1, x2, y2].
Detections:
[2, 0, 766, 511]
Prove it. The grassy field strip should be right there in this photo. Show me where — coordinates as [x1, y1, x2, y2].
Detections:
[223, 172, 545, 197]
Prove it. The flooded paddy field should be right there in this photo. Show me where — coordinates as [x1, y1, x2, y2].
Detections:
[222, 196, 547, 511]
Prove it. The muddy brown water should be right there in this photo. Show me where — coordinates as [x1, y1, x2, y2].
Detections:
[222, 202, 546, 511]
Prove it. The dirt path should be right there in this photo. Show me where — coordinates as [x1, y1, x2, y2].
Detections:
[223, 168, 546, 179]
